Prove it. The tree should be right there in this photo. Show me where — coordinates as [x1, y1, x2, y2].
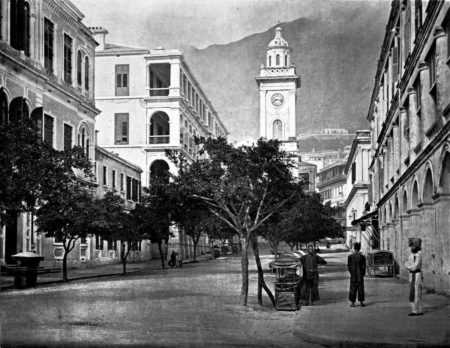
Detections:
[35, 180, 97, 282]
[0, 118, 92, 229]
[281, 192, 343, 248]
[174, 137, 295, 306]
[94, 191, 143, 275]
[204, 215, 236, 253]
[135, 178, 173, 268]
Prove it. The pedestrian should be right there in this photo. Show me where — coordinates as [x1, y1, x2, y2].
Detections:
[347, 242, 366, 307]
[299, 244, 327, 306]
[169, 250, 177, 268]
[404, 237, 423, 316]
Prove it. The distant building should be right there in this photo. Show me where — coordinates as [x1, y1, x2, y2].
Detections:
[367, 0, 450, 295]
[343, 130, 373, 252]
[317, 160, 347, 207]
[91, 28, 227, 261]
[0, 0, 99, 267]
[298, 159, 317, 192]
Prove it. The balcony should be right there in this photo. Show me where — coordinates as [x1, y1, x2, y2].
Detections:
[149, 88, 169, 97]
[149, 135, 170, 144]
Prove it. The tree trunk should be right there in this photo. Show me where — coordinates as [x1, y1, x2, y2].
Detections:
[62, 249, 69, 282]
[158, 241, 165, 268]
[121, 243, 127, 275]
[240, 236, 249, 306]
[193, 240, 198, 262]
[251, 235, 275, 307]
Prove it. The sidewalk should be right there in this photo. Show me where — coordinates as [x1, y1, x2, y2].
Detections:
[293, 252, 450, 347]
[0, 254, 213, 291]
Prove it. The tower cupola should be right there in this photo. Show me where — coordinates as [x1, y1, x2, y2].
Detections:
[266, 26, 292, 68]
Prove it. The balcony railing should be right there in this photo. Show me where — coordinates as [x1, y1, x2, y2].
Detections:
[149, 135, 170, 144]
[149, 88, 169, 97]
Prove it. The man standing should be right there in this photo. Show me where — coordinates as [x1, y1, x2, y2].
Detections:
[300, 245, 327, 306]
[404, 238, 423, 316]
[347, 242, 366, 307]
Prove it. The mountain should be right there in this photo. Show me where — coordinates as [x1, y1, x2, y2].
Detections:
[182, 4, 390, 142]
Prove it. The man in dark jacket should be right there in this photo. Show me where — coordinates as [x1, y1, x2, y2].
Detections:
[300, 245, 327, 306]
[347, 242, 366, 307]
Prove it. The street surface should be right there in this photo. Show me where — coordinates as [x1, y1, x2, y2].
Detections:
[1, 252, 449, 347]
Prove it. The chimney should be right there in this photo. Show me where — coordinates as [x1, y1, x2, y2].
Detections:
[89, 26, 108, 51]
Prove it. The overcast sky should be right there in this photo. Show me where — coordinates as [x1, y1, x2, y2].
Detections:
[72, 0, 390, 50]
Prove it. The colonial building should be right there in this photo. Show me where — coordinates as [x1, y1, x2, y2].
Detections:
[344, 130, 373, 251]
[367, 0, 450, 294]
[91, 28, 227, 261]
[317, 159, 347, 207]
[91, 146, 149, 266]
[0, 0, 98, 266]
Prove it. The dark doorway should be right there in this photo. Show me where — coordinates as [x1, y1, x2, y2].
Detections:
[5, 215, 18, 264]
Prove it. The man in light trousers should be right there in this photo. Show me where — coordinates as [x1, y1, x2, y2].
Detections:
[404, 237, 423, 316]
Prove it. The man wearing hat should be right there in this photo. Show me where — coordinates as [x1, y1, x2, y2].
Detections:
[404, 238, 423, 316]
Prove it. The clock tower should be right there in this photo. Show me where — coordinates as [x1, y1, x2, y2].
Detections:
[256, 26, 300, 141]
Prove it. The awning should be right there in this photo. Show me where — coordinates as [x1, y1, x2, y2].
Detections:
[351, 210, 378, 226]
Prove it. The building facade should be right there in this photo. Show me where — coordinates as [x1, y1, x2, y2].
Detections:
[367, 0, 450, 294]
[317, 160, 347, 207]
[92, 28, 227, 261]
[344, 131, 373, 251]
[0, 0, 99, 266]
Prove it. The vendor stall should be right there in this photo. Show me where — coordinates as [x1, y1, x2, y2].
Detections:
[271, 254, 302, 311]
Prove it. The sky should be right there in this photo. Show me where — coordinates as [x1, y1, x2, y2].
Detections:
[71, 0, 390, 50]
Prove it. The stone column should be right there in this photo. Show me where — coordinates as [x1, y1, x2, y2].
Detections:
[418, 61, 437, 137]
[419, 203, 435, 290]
[259, 90, 266, 138]
[169, 62, 181, 96]
[399, 108, 409, 173]
[392, 125, 400, 177]
[433, 193, 450, 294]
[407, 87, 418, 162]
[434, 27, 450, 117]
[399, 214, 411, 279]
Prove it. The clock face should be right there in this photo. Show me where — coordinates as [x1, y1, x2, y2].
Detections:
[271, 93, 284, 106]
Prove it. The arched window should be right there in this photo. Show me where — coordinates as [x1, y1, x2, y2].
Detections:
[402, 191, 408, 214]
[284, 54, 288, 66]
[78, 124, 90, 158]
[0, 89, 8, 125]
[440, 152, 450, 193]
[84, 56, 90, 90]
[412, 181, 419, 208]
[423, 169, 433, 203]
[149, 112, 170, 144]
[150, 160, 170, 184]
[276, 54, 280, 65]
[268, 56, 272, 67]
[273, 120, 282, 140]
[77, 51, 83, 86]
[9, 97, 29, 124]
[10, 0, 30, 56]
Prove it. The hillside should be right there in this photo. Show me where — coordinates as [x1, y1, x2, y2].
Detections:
[183, 5, 389, 142]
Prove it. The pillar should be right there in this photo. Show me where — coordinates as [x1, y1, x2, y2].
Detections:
[434, 27, 450, 117]
[169, 62, 180, 96]
[407, 87, 418, 162]
[418, 61, 437, 137]
[399, 108, 409, 173]
[399, 214, 411, 279]
[434, 193, 450, 294]
[393, 125, 400, 177]
[419, 203, 435, 290]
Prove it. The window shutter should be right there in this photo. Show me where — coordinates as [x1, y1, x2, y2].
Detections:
[31, 107, 43, 136]
[44, 114, 53, 146]
[404, 4, 411, 57]
[17, 0, 25, 49]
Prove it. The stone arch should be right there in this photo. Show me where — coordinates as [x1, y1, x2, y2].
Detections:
[0, 88, 9, 125]
[394, 195, 399, 219]
[411, 179, 420, 208]
[402, 189, 408, 214]
[9, 97, 30, 123]
[423, 167, 434, 204]
[440, 150, 450, 194]
[77, 122, 91, 157]
[150, 159, 170, 183]
[150, 111, 170, 144]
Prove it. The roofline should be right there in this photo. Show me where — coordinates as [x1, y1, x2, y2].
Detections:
[95, 146, 143, 173]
